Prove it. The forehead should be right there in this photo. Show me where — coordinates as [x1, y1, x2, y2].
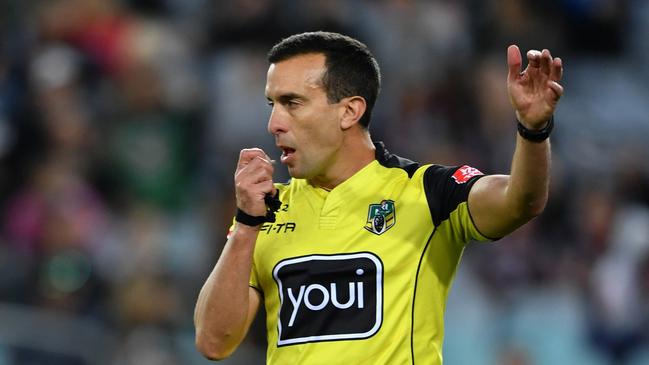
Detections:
[265, 53, 326, 97]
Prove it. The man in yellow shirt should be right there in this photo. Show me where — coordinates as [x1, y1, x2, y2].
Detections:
[194, 31, 563, 364]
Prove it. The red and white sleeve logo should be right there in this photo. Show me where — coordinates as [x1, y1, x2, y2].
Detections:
[452, 165, 484, 184]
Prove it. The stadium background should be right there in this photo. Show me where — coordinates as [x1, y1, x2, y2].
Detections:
[1, 0, 648, 364]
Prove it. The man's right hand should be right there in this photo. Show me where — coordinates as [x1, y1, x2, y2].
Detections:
[235, 148, 276, 217]
[195, 148, 269, 360]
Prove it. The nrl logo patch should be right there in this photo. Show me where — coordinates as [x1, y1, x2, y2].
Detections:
[364, 200, 396, 235]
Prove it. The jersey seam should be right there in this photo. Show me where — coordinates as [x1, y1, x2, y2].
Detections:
[410, 227, 437, 365]
[249, 284, 263, 294]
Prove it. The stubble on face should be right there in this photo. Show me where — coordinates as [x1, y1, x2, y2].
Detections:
[266, 54, 344, 185]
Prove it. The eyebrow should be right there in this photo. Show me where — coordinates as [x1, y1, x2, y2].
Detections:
[266, 92, 307, 103]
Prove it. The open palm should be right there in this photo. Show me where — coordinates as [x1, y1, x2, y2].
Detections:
[507, 45, 563, 129]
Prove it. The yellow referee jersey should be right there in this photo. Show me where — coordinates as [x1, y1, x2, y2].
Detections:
[247, 142, 490, 365]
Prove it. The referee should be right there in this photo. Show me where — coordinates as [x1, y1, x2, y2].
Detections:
[194, 31, 563, 364]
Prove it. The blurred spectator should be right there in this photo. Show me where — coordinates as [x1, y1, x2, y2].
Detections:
[0, 0, 648, 364]
[4, 157, 107, 259]
[588, 203, 649, 363]
[558, 0, 630, 55]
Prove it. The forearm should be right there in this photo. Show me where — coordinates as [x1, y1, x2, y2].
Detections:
[194, 224, 259, 360]
[506, 133, 551, 219]
[471, 45, 561, 238]
[469, 130, 551, 238]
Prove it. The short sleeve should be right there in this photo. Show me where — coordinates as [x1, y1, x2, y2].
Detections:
[423, 164, 490, 242]
[249, 260, 261, 292]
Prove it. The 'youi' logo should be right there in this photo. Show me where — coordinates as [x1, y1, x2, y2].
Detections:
[272, 252, 383, 346]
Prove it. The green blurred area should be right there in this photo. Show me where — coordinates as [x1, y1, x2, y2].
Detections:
[1, 0, 648, 364]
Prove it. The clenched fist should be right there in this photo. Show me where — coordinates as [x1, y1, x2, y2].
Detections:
[235, 148, 276, 217]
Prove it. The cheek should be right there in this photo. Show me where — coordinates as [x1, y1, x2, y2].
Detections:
[293, 105, 342, 156]
[309, 110, 341, 143]
[303, 124, 340, 158]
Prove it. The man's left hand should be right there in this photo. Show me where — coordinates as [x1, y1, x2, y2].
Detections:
[507, 45, 563, 129]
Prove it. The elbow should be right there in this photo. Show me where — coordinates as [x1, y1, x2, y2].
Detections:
[195, 331, 235, 361]
[506, 191, 548, 223]
[528, 204, 546, 219]
[518, 197, 547, 221]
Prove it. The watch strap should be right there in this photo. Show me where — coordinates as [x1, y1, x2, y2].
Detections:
[517, 116, 554, 142]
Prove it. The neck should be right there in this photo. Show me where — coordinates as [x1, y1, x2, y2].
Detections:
[308, 130, 375, 189]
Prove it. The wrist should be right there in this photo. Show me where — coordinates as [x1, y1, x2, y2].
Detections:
[235, 208, 268, 227]
[234, 222, 262, 234]
[234, 192, 281, 227]
[228, 223, 260, 251]
[517, 116, 554, 142]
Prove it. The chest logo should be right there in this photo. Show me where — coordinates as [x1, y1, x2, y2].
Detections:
[364, 200, 396, 235]
[273, 252, 383, 346]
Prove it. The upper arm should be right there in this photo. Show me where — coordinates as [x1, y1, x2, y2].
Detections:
[468, 174, 530, 238]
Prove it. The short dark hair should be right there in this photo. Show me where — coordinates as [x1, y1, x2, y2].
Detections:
[268, 31, 381, 128]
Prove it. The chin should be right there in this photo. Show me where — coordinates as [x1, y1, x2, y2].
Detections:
[287, 165, 313, 180]
[287, 166, 303, 178]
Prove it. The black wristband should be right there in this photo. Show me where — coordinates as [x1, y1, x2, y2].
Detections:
[235, 191, 282, 227]
[517, 116, 554, 142]
[235, 209, 268, 227]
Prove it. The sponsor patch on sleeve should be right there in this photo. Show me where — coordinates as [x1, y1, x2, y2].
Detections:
[452, 165, 484, 184]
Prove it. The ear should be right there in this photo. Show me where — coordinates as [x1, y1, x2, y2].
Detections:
[339, 96, 367, 130]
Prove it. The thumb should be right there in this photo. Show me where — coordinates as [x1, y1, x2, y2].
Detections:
[507, 45, 522, 82]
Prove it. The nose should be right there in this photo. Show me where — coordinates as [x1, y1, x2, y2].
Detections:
[267, 106, 288, 135]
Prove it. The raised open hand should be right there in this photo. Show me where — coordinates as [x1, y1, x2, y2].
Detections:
[507, 45, 563, 129]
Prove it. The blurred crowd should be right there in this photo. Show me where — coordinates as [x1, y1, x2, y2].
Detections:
[0, 0, 648, 364]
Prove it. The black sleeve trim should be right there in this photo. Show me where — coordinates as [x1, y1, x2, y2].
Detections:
[249, 284, 263, 295]
[423, 165, 484, 227]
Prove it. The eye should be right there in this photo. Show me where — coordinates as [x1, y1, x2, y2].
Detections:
[267, 101, 274, 107]
[286, 99, 300, 108]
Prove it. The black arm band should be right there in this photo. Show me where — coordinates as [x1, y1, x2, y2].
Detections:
[235, 209, 269, 227]
[517, 116, 554, 142]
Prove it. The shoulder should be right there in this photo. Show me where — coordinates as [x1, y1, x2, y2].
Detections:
[374, 141, 420, 178]
[421, 164, 485, 226]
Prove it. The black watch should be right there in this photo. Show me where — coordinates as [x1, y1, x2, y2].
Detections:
[517, 116, 554, 142]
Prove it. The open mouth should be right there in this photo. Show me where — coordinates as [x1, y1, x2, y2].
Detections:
[280, 147, 296, 163]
